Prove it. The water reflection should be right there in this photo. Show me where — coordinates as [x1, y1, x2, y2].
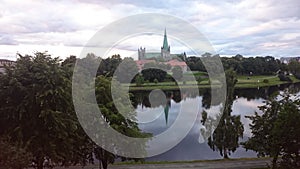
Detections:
[131, 83, 300, 161]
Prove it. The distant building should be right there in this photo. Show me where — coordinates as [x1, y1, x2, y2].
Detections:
[280, 57, 300, 64]
[137, 29, 187, 72]
[0, 59, 15, 73]
[135, 59, 156, 70]
[165, 59, 187, 72]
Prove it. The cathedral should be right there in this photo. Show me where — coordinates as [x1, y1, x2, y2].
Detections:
[136, 29, 188, 72]
[138, 29, 185, 61]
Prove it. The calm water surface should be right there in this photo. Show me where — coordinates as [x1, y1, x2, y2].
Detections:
[131, 83, 300, 161]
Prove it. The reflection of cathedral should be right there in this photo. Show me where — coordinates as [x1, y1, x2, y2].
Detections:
[138, 29, 185, 61]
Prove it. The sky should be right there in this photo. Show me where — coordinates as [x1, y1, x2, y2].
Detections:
[0, 0, 300, 60]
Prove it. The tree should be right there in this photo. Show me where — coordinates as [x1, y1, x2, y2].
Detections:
[141, 62, 167, 82]
[204, 69, 244, 159]
[0, 136, 32, 169]
[172, 65, 183, 81]
[94, 76, 150, 169]
[97, 54, 122, 77]
[0, 52, 91, 169]
[243, 93, 300, 169]
[135, 74, 144, 86]
[115, 57, 138, 83]
[288, 60, 300, 79]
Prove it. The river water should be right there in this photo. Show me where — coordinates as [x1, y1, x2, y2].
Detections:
[130, 83, 300, 161]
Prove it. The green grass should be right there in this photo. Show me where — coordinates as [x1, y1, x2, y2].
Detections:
[128, 75, 300, 91]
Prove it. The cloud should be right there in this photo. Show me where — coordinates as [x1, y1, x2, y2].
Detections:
[0, 35, 18, 45]
[0, 0, 299, 59]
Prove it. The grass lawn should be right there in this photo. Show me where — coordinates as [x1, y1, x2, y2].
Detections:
[128, 75, 300, 91]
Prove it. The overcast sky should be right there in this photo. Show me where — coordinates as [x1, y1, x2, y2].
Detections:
[1, 0, 300, 60]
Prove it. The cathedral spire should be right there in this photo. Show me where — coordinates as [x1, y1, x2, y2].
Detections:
[162, 28, 169, 51]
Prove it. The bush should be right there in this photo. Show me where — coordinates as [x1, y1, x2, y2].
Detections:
[0, 137, 32, 169]
[263, 79, 269, 83]
[135, 74, 144, 86]
[154, 78, 158, 84]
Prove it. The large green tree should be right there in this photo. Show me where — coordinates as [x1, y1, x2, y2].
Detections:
[94, 76, 150, 169]
[141, 62, 167, 82]
[114, 57, 138, 83]
[243, 93, 300, 169]
[0, 52, 91, 169]
[288, 60, 300, 79]
[0, 136, 32, 169]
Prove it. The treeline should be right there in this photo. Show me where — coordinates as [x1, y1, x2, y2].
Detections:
[186, 53, 286, 75]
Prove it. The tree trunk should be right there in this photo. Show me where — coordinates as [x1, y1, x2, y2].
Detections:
[37, 162, 43, 169]
[272, 155, 278, 169]
[99, 160, 102, 169]
[37, 157, 43, 169]
[101, 160, 108, 169]
[223, 148, 229, 159]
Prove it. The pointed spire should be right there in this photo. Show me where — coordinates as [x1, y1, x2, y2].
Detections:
[162, 28, 169, 50]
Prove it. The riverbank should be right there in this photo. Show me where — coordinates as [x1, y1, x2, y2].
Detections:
[112, 158, 271, 169]
[128, 75, 300, 91]
[49, 158, 270, 169]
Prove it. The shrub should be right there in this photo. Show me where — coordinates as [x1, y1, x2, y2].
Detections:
[263, 79, 269, 83]
[0, 137, 32, 169]
[135, 74, 144, 86]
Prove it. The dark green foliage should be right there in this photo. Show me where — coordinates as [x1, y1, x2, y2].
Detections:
[186, 54, 284, 75]
[243, 93, 300, 169]
[140, 62, 169, 82]
[0, 136, 32, 169]
[94, 76, 150, 169]
[115, 57, 139, 83]
[263, 79, 269, 83]
[288, 60, 300, 79]
[185, 56, 206, 72]
[0, 52, 92, 169]
[141, 68, 167, 82]
[97, 54, 122, 76]
[135, 74, 144, 86]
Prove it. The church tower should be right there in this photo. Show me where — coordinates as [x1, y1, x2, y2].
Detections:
[161, 28, 171, 60]
[138, 47, 145, 60]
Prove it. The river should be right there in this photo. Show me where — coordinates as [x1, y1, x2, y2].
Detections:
[130, 83, 300, 161]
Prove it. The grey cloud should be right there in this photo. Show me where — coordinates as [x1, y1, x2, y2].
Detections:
[0, 35, 18, 45]
[0, 0, 300, 58]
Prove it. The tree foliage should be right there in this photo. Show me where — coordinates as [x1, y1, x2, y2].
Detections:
[114, 57, 139, 83]
[185, 54, 284, 75]
[141, 62, 168, 82]
[288, 60, 300, 79]
[94, 76, 150, 169]
[243, 93, 300, 169]
[0, 136, 32, 169]
[0, 52, 92, 169]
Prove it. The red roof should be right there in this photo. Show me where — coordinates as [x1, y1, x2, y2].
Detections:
[166, 59, 187, 66]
